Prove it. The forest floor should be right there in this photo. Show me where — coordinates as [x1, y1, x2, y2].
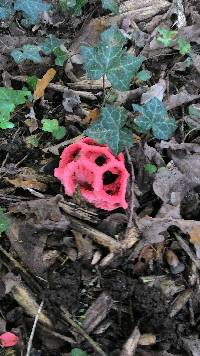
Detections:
[0, 0, 200, 355]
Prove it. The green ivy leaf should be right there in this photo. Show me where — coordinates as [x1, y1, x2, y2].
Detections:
[101, 0, 119, 14]
[0, 0, 15, 19]
[144, 163, 157, 174]
[100, 26, 126, 47]
[59, 0, 87, 15]
[40, 35, 63, 55]
[80, 26, 144, 91]
[11, 44, 42, 64]
[177, 38, 191, 55]
[53, 47, 69, 66]
[71, 349, 88, 356]
[157, 27, 177, 47]
[85, 104, 133, 154]
[0, 207, 10, 235]
[136, 70, 151, 82]
[14, 0, 51, 26]
[133, 97, 177, 140]
[41, 118, 66, 140]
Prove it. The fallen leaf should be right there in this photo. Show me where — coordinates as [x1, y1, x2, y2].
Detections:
[165, 90, 200, 110]
[190, 226, 200, 245]
[6, 177, 47, 192]
[33, 68, 56, 100]
[141, 79, 166, 104]
[86, 108, 100, 124]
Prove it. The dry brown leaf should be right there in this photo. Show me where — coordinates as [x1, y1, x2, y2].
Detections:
[86, 108, 100, 124]
[34, 68, 56, 100]
[190, 226, 200, 246]
[6, 177, 47, 192]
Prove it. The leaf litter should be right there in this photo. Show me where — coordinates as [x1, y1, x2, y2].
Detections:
[0, 0, 200, 355]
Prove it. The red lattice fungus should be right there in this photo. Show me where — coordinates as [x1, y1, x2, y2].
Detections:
[0, 332, 19, 347]
[54, 138, 129, 211]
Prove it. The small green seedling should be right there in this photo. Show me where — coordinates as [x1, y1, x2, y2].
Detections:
[25, 135, 39, 148]
[157, 28, 177, 47]
[177, 38, 191, 55]
[80, 26, 145, 91]
[135, 70, 151, 82]
[144, 163, 157, 174]
[85, 104, 133, 154]
[41, 118, 66, 140]
[0, 207, 10, 236]
[0, 87, 31, 129]
[157, 27, 191, 56]
[26, 75, 38, 91]
[133, 97, 177, 140]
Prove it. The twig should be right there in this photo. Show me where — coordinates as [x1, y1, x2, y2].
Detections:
[174, 233, 200, 269]
[26, 300, 44, 356]
[125, 147, 138, 230]
[11, 75, 96, 100]
[60, 306, 107, 356]
[66, 215, 121, 252]
[120, 326, 140, 356]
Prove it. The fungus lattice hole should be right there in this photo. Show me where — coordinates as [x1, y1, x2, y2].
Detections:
[95, 155, 107, 166]
[81, 182, 94, 191]
[103, 171, 119, 185]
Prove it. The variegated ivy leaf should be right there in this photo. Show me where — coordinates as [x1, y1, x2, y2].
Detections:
[14, 0, 51, 26]
[11, 45, 42, 64]
[40, 35, 63, 55]
[101, 0, 119, 14]
[133, 97, 177, 140]
[85, 105, 133, 154]
[80, 26, 144, 91]
[0, 0, 14, 19]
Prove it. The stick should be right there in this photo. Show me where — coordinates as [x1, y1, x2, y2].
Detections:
[26, 300, 44, 356]
[60, 306, 106, 356]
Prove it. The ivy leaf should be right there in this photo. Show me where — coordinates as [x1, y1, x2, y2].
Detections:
[157, 27, 177, 47]
[133, 97, 177, 140]
[53, 47, 69, 66]
[41, 118, 66, 140]
[136, 70, 151, 82]
[40, 35, 63, 55]
[14, 0, 51, 26]
[100, 26, 126, 47]
[0, 207, 11, 235]
[0, 0, 14, 19]
[177, 38, 191, 55]
[71, 349, 89, 356]
[80, 26, 144, 91]
[11, 45, 42, 64]
[85, 105, 133, 154]
[101, 0, 119, 15]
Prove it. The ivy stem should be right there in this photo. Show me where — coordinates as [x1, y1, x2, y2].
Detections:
[102, 74, 106, 106]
